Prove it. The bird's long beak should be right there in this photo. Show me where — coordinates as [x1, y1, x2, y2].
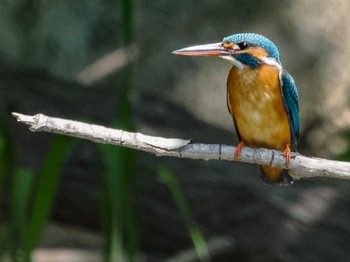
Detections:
[172, 42, 233, 57]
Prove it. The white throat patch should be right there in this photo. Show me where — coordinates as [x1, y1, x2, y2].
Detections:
[220, 56, 244, 70]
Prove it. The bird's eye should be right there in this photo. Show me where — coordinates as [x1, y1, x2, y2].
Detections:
[237, 42, 250, 50]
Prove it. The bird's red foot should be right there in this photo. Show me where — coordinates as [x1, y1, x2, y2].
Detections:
[284, 144, 291, 168]
[234, 142, 245, 159]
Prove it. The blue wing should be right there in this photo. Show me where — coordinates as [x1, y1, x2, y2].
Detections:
[281, 71, 300, 146]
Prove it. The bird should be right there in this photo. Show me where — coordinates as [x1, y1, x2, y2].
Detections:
[173, 33, 300, 185]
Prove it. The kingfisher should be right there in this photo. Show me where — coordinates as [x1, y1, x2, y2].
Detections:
[173, 33, 300, 185]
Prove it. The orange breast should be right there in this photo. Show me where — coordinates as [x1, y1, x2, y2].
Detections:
[227, 65, 291, 150]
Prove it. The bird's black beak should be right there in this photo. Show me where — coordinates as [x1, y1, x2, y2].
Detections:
[172, 42, 233, 57]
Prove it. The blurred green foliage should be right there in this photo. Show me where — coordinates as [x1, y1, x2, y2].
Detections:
[98, 0, 140, 261]
[0, 0, 208, 261]
[0, 0, 209, 261]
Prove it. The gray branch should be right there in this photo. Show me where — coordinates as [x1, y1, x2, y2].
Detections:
[12, 112, 350, 181]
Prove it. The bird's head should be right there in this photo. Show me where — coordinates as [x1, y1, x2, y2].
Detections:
[173, 33, 281, 70]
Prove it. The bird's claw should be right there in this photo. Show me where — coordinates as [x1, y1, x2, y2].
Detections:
[234, 141, 245, 159]
[284, 144, 291, 168]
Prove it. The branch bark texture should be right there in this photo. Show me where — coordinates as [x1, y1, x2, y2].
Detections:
[12, 112, 350, 181]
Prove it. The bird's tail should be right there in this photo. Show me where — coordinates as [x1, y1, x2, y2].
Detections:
[260, 165, 293, 185]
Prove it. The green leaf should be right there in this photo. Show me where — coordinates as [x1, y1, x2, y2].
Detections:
[159, 166, 210, 262]
[23, 135, 72, 260]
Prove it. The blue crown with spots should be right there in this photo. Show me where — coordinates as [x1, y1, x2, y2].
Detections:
[223, 33, 281, 63]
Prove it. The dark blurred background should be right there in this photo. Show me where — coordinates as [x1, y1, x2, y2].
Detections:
[1, 0, 350, 261]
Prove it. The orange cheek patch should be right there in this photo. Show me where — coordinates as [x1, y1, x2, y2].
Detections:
[248, 47, 268, 59]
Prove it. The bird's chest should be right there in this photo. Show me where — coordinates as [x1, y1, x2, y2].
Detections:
[227, 65, 291, 149]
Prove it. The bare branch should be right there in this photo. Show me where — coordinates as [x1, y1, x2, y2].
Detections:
[12, 112, 350, 181]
